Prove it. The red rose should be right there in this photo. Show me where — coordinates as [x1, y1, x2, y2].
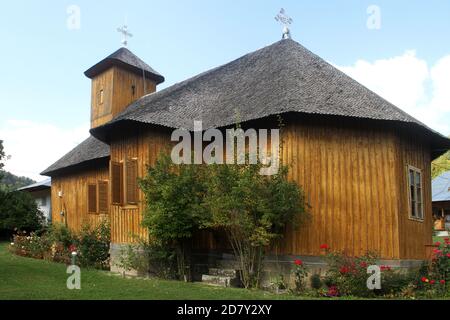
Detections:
[339, 266, 350, 274]
[69, 244, 77, 253]
[294, 259, 303, 266]
[320, 244, 329, 250]
[360, 262, 368, 268]
[430, 280, 436, 285]
[421, 277, 428, 283]
[446, 253, 450, 258]
[440, 280, 446, 285]
[435, 241, 441, 246]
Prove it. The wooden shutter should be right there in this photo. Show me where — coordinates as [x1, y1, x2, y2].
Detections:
[87, 183, 97, 214]
[111, 161, 123, 205]
[126, 159, 138, 204]
[98, 180, 109, 213]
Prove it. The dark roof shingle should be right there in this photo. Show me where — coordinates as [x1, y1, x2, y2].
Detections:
[91, 39, 449, 147]
[84, 47, 164, 84]
[41, 136, 109, 176]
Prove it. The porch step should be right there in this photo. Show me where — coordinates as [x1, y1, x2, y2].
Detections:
[201, 268, 241, 288]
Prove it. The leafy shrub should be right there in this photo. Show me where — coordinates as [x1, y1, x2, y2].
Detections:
[140, 152, 207, 279]
[414, 239, 449, 297]
[324, 250, 379, 297]
[292, 259, 308, 293]
[0, 190, 45, 237]
[9, 231, 50, 259]
[76, 220, 110, 269]
[9, 220, 110, 269]
[310, 273, 322, 290]
[203, 163, 307, 288]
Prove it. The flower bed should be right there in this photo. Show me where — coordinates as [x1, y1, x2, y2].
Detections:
[9, 221, 110, 269]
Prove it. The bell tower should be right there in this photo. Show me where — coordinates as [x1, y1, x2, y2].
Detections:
[84, 47, 164, 128]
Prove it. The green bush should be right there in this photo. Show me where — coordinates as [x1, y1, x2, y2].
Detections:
[0, 190, 45, 237]
[324, 250, 379, 297]
[76, 220, 110, 269]
[9, 221, 110, 269]
[310, 273, 322, 290]
[9, 232, 50, 259]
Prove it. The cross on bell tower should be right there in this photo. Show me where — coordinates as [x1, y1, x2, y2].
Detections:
[117, 24, 133, 47]
[275, 8, 293, 40]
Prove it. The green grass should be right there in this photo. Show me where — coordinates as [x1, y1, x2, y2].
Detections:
[0, 243, 299, 300]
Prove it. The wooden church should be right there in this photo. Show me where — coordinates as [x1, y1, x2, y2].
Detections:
[42, 37, 450, 266]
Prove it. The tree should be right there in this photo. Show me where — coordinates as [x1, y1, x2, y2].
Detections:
[0, 190, 44, 237]
[139, 151, 307, 287]
[0, 140, 5, 181]
[202, 162, 307, 288]
[139, 152, 207, 279]
[432, 150, 450, 179]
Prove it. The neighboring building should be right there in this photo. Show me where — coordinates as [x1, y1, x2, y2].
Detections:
[18, 179, 52, 223]
[432, 171, 450, 231]
[42, 38, 450, 267]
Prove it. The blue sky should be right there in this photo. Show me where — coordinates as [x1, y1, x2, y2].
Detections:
[1, 1, 450, 180]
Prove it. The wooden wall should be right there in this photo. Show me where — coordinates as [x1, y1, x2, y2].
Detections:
[56, 115, 435, 260]
[90, 66, 156, 129]
[395, 131, 433, 259]
[109, 126, 170, 244]
[51, 163, 110, 232]
[278, 117, 402, 259]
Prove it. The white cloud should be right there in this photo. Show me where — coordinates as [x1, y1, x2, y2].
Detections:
[0, 120, 89, 181]
[337, 51, 450, 135]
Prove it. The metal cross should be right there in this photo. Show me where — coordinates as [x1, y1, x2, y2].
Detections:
[117, 24, 133, 47]
[275, 8, 293, 40]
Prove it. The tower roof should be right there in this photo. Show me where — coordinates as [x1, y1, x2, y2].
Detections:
[84, 47, 165, 84]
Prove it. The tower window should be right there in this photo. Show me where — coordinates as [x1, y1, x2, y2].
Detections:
[98, 89, 104, 105]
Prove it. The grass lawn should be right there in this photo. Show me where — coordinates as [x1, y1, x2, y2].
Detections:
[0, 243, 299, 300]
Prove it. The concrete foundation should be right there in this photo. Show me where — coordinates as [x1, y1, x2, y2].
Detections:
[109, 243, 426, 287]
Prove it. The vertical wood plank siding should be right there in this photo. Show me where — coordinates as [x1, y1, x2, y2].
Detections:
[55, 116, 434, 260]
[109, 126, 171, 244]
[278, 118, 402, 258]
[51, 164, 109, 232]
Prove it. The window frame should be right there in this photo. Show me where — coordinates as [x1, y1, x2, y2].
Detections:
[98, 180, 109, 214]
[110, 161, 124, 206]
[98, 89, 104, 105]
[407, 165, 424, 222]
[87, 183, 98, 214]
[125, 157, 139, 206]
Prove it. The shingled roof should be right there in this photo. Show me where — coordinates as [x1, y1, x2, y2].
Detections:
[45, 39, 450, 176]
[91, 39, 449, 147]
[41, 136, 109, 176]
[84, 47, 165, 84]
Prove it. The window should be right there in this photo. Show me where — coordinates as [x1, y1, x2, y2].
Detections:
[407, 165, 423, 220]
[88, 183, 97, 214]
[98, 89, 104, 105]
[41, 197, 47, 206]
[125, 158, 138, 204]
[98, 180, 109, 213]
[111, 161, 123, 205]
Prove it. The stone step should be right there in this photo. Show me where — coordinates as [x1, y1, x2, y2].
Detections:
[208, 268, 239, 278]
[201, 274, 241, 288]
